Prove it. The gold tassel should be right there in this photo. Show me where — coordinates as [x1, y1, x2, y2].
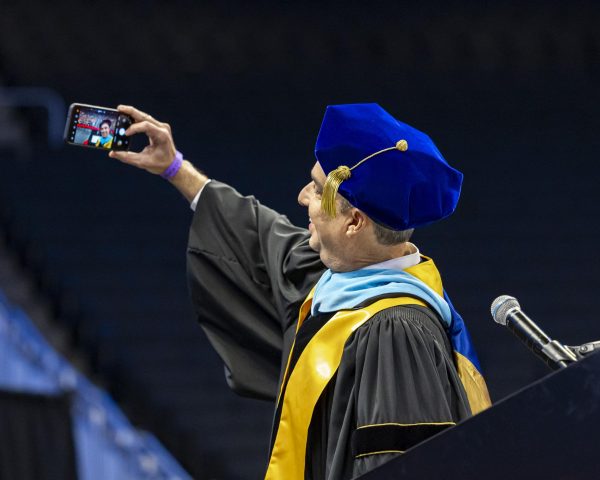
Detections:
[322, 165, 351, 218]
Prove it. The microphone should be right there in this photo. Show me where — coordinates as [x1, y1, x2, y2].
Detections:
[491, 295, 578, 370]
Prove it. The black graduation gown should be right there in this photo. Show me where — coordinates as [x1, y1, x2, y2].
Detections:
[186, 181, 472, 479]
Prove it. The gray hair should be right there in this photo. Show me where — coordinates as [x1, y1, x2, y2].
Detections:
[338, 196, 414, 246]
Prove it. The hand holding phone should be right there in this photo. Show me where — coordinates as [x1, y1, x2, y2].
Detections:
[109, 105, 208, 201]
[108, 105, 178, 176]
[65, 103, 207, 201]
[64, 103, 133, 151]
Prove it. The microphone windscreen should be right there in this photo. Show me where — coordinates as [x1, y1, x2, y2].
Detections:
[491, 295, 520, 326]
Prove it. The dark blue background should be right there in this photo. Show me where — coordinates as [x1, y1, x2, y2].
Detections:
[1, 1, 599, 477]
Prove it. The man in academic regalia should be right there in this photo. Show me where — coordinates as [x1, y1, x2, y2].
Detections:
[110, 103, 491, 480]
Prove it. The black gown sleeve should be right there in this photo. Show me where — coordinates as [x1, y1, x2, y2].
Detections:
[186, 181, 324, 400]
[322, 305, 471, 479]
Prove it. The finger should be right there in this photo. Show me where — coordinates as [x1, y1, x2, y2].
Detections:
[125, 121, 169, 143]
[118, 105, 163, 127]
[117, 105, 149, 122]
[109, 150, 144, 167]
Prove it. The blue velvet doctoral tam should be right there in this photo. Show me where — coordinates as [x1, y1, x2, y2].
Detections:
[315, 103, 463, 230]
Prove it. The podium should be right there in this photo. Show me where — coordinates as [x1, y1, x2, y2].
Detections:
[359, 351, 600, 479]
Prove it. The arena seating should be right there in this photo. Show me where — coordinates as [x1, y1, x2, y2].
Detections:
[0, 145, 274, 478]
[0, 291, 191, 480]
[1, 1, 600, 478]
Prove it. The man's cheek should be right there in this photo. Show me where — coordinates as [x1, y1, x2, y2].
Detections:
[308, 233, 321, 252]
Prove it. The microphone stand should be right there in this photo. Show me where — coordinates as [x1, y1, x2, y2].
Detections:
[567, 340, 600, 359]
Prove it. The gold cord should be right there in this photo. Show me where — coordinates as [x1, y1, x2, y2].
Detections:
[321, 140, 408, 218]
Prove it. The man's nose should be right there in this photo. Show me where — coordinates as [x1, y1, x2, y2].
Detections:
[298, 183, 310, 207]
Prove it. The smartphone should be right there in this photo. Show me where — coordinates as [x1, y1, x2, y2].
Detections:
[64, 103, 133, 151]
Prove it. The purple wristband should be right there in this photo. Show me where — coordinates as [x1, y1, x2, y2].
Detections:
[161, 151, 183, 179]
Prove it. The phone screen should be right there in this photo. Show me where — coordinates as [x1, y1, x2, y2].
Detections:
[64, 104, 132, 150]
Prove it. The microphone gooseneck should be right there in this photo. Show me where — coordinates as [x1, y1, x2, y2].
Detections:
[491, 295, 577, 370]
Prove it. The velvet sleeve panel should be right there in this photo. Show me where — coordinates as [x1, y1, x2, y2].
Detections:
[186, 181, 324, 400]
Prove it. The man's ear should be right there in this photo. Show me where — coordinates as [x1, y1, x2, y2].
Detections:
[345, 208, 368, 237]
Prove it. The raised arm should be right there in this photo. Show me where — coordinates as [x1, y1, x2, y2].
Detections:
[188, 181, 324, 399]
[110, 106, 325, 400]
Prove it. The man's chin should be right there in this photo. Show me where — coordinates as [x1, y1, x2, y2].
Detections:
[308, 237, 320, 253]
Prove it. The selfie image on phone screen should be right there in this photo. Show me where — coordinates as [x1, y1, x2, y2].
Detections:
[64, 104, 132, 150]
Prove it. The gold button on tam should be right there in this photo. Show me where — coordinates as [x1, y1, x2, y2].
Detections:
[396, 140, 408, 151]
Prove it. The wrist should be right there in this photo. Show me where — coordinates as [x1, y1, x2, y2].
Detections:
[168, 159, 209, 203]
[160, 151, 183, 179]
